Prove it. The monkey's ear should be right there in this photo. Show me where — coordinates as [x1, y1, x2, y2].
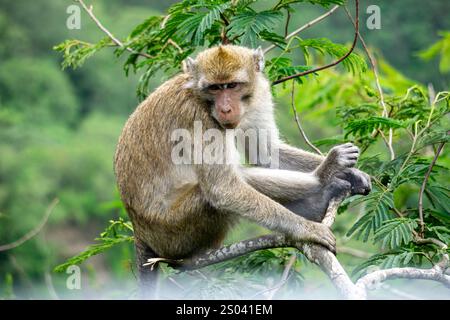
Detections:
[182, 57, 197, 74]
[253, 46, 265, 72]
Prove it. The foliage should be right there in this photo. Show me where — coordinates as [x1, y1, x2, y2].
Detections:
[418, 31, 450, 74]
[339, 84, 450, 277]
[54, 0, 362, 99]
[53, 218, 134, 273]
[49, 0, 450, 298]
[1, 0, 449, 299]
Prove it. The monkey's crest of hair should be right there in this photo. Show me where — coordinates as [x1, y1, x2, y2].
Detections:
[184, 45, 261, 85]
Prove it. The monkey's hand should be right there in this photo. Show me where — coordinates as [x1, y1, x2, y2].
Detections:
[296, 219, 336, 253]
[314, 143, 359, 184]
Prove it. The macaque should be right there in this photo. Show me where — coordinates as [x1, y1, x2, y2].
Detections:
[114, 45, 371, 290]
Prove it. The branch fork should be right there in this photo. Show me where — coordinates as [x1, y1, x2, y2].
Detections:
[144, 192, 449, 299]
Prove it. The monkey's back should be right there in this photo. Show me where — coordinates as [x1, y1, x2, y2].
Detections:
[114, 74, 233, 258]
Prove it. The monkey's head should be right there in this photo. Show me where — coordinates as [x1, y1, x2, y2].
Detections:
[183, 45, 265, 129]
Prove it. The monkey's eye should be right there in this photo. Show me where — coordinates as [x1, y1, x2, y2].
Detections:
[226, 82, 238, 89]
[207, 84, 222, 91]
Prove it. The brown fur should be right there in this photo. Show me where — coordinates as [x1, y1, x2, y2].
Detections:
[113, 46, 369, 290]
[115, 74, 233, 259]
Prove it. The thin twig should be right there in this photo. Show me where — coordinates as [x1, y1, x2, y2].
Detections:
[290, 82, 323, 155]
[272, 0, 359, 85]
[76, 0, 153, 59]
[44, 272, 60, 300]
[418, 140, 447, 235]
[415, 237, 448, 250]
[344, 7, 395, 160]
[264, 5, 340, 54]
[338, 246, 372, 259]
[266, 253, 297, 300]
[284, 10, 291, 38]
[0, 199, 59, 252]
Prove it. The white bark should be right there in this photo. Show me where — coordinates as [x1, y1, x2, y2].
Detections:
[146, 195, 450, 299]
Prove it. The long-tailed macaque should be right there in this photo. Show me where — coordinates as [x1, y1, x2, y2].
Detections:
[114, 45, 371, 290]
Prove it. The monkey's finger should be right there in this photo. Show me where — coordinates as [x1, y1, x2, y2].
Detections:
[343, 147, 359, 154]
[321, 239, 336, 254]
[339, 143, 357, 149]
[317, 230, 336, 253]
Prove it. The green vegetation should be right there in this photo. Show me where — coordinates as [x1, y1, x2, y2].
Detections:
[0, 0, 449, 299]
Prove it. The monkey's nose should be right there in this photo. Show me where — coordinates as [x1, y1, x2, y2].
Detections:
[220, 106, 232, 114]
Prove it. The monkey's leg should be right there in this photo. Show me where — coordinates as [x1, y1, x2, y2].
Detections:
[135, 239, 159, 299]
[284, 178, 351, 222]
[277, 143, 324, 172]
[240, 166, 351, 222]
[240, 167, 321, 202]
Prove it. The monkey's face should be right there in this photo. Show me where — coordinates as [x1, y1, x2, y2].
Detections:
[201, 81, 252, 129]
[183, 45, 265, 129]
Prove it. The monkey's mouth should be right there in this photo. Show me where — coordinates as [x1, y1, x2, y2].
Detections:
[221, 122, 239, 129]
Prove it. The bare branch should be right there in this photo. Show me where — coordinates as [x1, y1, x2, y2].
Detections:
[356, 263, 450, 290]
[418, 140, 446, 235]
[0, 199, 59, 252]
[338, 246, 372, 259]
[144, 187, 450, 299]
[76, 0, 153, 59]
[415, 237, 448, 250]
[272, 0, 359, 86]
[290, 82, 324, 156]
[264, 5, 340, 54]
[265, 253, 297, 300]
[344, 7, 395, 160]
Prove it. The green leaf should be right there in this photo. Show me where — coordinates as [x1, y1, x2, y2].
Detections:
[54, 218, 134, 273]
[53, 38, 111, 70]
[347, 191, 395, 242]
[228, 10, 283, 47]
[374, 218, 417, 250]
[297, 37, 367, 75]
[418, 31, 450, 73]
[198, 3, 231, 34]
[344, 116, 406, 138]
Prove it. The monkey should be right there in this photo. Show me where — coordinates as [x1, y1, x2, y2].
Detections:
[113, 45, 371, 293]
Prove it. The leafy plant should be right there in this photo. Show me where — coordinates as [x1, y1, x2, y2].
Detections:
[54, 0, 361, 99]
[53, 217, 134, 272]
[53, 0, 450, 297]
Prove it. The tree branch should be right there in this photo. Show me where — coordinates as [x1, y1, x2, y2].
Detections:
[0, 199, 59, 252]
[144, 188, 450, 299]
[418, 140, 446, 235]
[264, 5, 340, 54]
[76, 0, 153, 59]
[290, 82, 324, 155]
[265, 253, 297, 299]
[343, 6, 395, 160]
[356, 263, 450, 290]
[145, 193, 368, 299]
[271, 0, 359, 86]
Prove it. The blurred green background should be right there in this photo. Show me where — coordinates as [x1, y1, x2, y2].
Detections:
[0, 0, 448, 299]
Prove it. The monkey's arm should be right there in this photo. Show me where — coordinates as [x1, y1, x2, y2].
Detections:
[239, 167, 321, 202]
[196, 164, 336, 252]
[277, 142, 324, 172]
[241, 166, 352, 222]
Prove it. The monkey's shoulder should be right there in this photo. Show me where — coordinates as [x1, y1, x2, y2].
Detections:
[148, 74, 196, 106]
